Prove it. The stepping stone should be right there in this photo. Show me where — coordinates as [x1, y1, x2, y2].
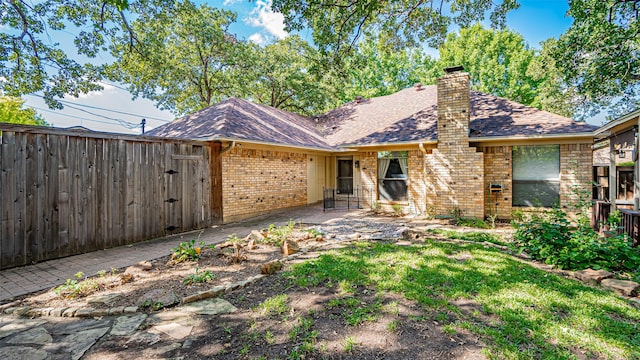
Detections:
[6, 326, 52, 345]
[0, 346, 47, 360]
[179, 298, 237, 315]
[58, 326, 110, 360]
[0, 318, 47, 339]
[574, 269, 613, 284]
[126, 331, 161, 346]
[110, 314, 148, 336]
[601, 279, 639, 297]
[137, 289, 179, 310]
[154, 322, 193, 340]
[86, 293, 121, 305]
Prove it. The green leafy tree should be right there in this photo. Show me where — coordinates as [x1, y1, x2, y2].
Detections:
[526, 39, 580, 118]
[0, 0, 170, 108]
[551, 0, 639, 118]
[271, 0, 520, 54]
[437, 24, 539, 107]
[108, 1, 251, 115]
[338, 35, 439, 103]
[0, 96, 47, 125]
[246, 35, 336, 116]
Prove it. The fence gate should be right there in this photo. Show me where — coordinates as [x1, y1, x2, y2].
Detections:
[323, 187, 362, 211]
[163, 143, 211, 234]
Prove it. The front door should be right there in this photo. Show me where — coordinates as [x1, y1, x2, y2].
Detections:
[337, 157, 353, 194]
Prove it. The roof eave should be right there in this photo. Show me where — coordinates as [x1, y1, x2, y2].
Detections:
[204, 135, 337, 152]
[593, 109, 640, 136]
[336, 139, 438, 149]
[470, 132, 595, 142]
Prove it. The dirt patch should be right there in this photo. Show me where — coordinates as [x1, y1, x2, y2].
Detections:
[85, 272, 486, 360]
[12, 229, 325, 312]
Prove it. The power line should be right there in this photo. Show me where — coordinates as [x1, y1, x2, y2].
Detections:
[25, 93, 172, 123]
[55, 102, 140, 129]
[32, 106, 140, 131]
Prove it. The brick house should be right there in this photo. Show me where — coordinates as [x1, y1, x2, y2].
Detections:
[148, 68, 597, 223]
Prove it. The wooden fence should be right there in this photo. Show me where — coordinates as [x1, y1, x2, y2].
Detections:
[0, 124, 218, 269]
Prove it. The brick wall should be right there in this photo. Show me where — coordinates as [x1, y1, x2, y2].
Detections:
[427, 71, 485, 219]
[359, 152, 377, 209]
[560, 143, 593, 212]
[222, 147, 307, 222]
[482, 146, 513, 219]
[479, 143, 593, 219]
[408, 150, 427, 214]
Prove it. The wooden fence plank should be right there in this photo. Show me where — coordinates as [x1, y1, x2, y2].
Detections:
[0, 128, 217, 269]
[57, 135, 70, 257]
[1, 132, 16, 268]
[44, 134, 59, 260]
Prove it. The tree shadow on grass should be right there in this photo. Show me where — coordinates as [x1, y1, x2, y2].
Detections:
[287, 240, 640, 359]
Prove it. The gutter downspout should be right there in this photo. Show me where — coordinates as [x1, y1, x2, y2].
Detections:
[221, 141, 236, 154]
[419, 143, 428, 214]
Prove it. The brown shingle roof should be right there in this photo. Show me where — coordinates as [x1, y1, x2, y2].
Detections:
[146, 98, 333, 150]
[316, 86, 597, 146]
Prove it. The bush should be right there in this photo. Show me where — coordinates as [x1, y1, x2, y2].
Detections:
[512, 208, 640, 273]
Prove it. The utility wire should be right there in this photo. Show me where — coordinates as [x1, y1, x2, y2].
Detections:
[32, 106, 140, 130]
[25, 93, 172, 123]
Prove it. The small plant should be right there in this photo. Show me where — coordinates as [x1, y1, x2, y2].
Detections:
[256, 294, 290, 318]
[264, 330, 275, 344]
[486, 214, 497, 229]
[263, 221, 295, 246]
[386, 320, 401, 332]
[371, 201, 382, 213]
[450, 207, 463, 221]
[239, 344, 250, 356]
[342, 336, 357, 353]
[183, 267, 215, 285]
[456, 217, 489, 228]
[304, 227, 323, 237]
[425, 204, 438, 219]
[171, 239, 204, 263]
[54, 272, 102, 299]
[96, 269, 107, 277]
[226, 233, 243, 243]
[392, 204, 404, 217]
[228, 242, 247, 264]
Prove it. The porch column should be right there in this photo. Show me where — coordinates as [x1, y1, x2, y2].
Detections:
[610, 139, 617, 208]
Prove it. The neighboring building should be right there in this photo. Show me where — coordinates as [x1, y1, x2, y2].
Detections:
[593, 109, 640, 210]
[147, 68, 598, 223]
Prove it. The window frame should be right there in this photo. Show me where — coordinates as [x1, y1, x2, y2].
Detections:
[512, 145, 560, 208]
[377, 151, 408, 202]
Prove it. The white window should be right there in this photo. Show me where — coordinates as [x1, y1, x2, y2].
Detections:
[378, 151, 408, 201]
[512, 145, 560, 207]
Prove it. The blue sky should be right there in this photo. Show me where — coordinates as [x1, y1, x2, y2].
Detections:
[23, 0, 587, 134]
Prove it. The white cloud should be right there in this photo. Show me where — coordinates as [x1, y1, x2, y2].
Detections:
[64, 81, 117, 100]
[248, 33, 267, 45]
[245, 0, 288, 40]
[223, 0, 241, 5]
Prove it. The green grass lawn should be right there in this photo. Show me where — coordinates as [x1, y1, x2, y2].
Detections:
[286, 239, 640, 359]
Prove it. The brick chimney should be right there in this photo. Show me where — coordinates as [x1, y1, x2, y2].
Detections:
[437, 66, 471, 147]
[424, 66, 484, 219]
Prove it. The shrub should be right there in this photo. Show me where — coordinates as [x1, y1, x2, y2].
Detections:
[512, 208, 640, 273]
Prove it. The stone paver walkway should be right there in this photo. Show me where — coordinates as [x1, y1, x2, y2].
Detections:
[0, 204, 360, 302]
